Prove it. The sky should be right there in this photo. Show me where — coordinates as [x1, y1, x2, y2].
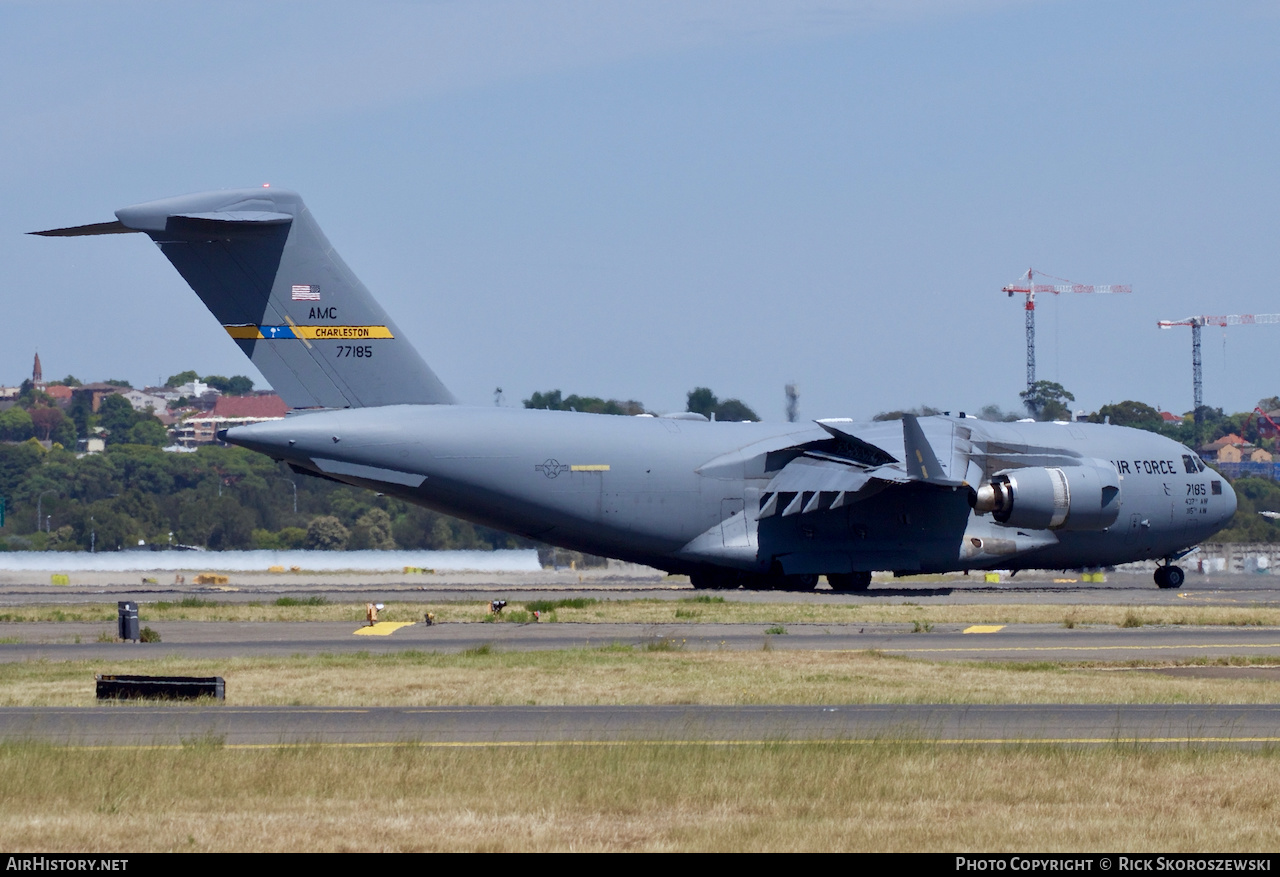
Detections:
[3, 0, 1279, 422]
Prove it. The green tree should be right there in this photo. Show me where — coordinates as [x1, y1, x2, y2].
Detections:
[206, 497, 254, 549]
[204, 375, 254, 395]
[67, 392, 94, 440]
[275, 527, 307, 549]
[96, 394, 166, 447]
[686, 387, 717, 418]
[524, 390, 645, 415]
[976, 404, 1021, 422]
[685, 387, 759, 421]
[0, 441, 44, 500]
[126, 420, 168, 447]
[712, 398, 759, 422]
[350, 508, 397, 550]
[1020, 381, 1075, 421]
[305, 515, 350, 550]
[872, 405, 942, 422]
[50, 417, 76, 449]
[0, 408, 35, 442]
[165, 370, 199, 388]
[1090, 401, 1163, 432]
[16, 381, 53, 410]
[524, 389, 564, 410]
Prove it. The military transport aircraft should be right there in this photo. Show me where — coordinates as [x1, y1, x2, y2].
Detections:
[35, 188, 1237, 590]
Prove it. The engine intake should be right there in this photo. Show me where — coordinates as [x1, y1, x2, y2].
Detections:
[973, 464, 1120, 531]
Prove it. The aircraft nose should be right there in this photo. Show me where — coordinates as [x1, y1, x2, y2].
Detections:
[1220, 478, 1238, 521]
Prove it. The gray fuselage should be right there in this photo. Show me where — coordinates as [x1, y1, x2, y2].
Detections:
[225, 407, 1237, 577]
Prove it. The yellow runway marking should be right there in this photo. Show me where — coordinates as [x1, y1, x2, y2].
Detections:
[1177, 592, 1258, 605]
[353, 622, 416, 636]
[963, 625, 1006, 634]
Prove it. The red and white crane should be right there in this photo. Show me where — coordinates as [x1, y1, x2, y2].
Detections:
[1003, 268, 1131, 392]
[1157, 313, 1280, 418]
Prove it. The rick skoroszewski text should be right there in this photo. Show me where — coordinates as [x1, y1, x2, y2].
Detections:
[957, 860, 1272, 872]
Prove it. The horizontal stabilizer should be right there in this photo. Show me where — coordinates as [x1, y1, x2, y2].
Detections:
[30, 221, 136, 237]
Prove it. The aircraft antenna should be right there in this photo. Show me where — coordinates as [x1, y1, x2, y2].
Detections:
[1158, 313, 1280, 445]
[1003, 268, 1131, 391]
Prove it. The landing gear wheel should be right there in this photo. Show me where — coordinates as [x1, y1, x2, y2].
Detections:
[1154, 565, 1185, 589]
[788, 574, 821, 591]
[827, 571, 872, 592]
[759, 561, 819, 590]
[690, 569, 735, 590]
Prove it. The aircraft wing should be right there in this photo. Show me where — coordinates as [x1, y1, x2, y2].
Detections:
[758, 415, 971, 519]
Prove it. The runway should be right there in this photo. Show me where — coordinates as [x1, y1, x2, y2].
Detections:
[4, 620, 1280, 662]
[3, 703, 1279, 746]
[2, 571, 1278, 750]
[5, 570, 1280, 607]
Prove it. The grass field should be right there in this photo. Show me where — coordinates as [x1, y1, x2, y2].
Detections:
[3, 596, 1279, 627]
[2, 741, 1278, 851]
[1, 648, 1278, 707]
[3, 596, 1279, 851]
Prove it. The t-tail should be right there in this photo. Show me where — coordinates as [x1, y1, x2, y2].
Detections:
[32, 188, 455, 409]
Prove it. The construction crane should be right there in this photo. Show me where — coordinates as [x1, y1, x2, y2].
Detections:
[1157, 314, 1280, 435]
[1244, 406, 1280, 442]
[1002, 268, 1132, 391]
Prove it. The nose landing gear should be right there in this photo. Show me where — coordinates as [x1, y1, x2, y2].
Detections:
[1154, 564, 1185, 589]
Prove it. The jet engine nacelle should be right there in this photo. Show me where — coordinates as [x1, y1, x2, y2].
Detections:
[973, 463, 1121, 531]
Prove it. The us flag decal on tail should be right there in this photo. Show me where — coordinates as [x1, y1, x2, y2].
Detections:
[291, 284, 320, 301]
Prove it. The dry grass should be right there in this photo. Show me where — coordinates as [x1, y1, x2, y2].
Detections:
[1, 741, 1278, 851]
[4, 599, 1280, 627]
[2, 649, 1279, 707]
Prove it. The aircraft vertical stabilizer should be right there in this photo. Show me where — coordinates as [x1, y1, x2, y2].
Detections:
[34, 188, 455, 409]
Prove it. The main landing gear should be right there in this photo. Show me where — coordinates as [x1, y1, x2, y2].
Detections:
[827, 571, 873, 592]
[1153, 564, 1185, 589]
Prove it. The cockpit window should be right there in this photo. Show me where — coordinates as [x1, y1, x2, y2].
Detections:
[1183, 454, 1197, 474]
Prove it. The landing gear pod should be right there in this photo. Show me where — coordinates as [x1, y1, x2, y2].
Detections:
[973, 464, 1121, 531]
